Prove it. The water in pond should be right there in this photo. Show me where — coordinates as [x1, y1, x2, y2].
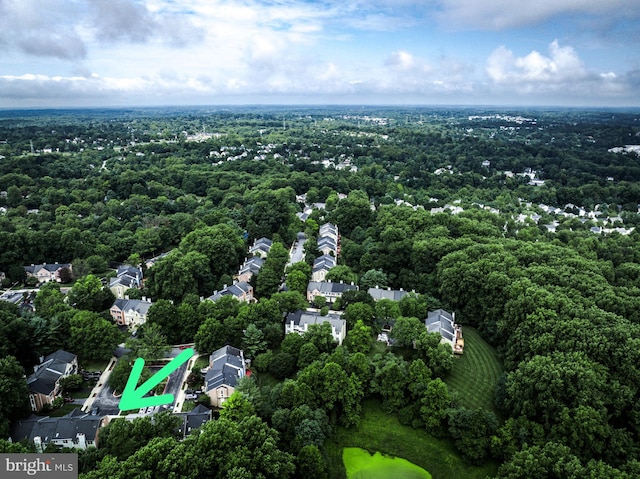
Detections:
[343, 447, 432, 479]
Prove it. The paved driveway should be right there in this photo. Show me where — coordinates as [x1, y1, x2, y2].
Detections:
[287, 232, 307, 266]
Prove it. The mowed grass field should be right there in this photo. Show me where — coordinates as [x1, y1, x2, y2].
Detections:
[445, 327, 504, 413]
[324, 400, 498, 479]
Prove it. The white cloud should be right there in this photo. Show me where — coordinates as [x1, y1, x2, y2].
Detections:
[486, 40, 587, 84]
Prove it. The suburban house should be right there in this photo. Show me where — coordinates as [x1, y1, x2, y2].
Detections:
[317, 223, 339, 257]
[23, 263, 72, 283]
[204, 345, 246, 407]
[109, 264, 143, 299]
[424, 309, 464, 354]
[368, 286, 408, 302]
[175, 404, 212, 438]
[311, 254, 337, 282]
[11, 409, 102, 452]
[109, 298, 153, 330]
[145, 251, 172, 269]
[206, 281, 254, 303]
[249, 237, 273, 258]
[316, 236, 338, 256]
[319, 222, 338, 242]
[307, 280, 357, 304]
[236, 256, 265, 283]
[285, 309, 347, 345]
[26, 350, 78, 412]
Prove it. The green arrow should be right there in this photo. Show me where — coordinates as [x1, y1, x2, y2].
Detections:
[119, 348, 195, 411]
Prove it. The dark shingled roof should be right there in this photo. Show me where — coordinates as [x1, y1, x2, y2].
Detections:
[27, 350, 76, 395]
[11, 409, 102, 445]
[204, 345, 245, 393]
[307, 281, 358, 294]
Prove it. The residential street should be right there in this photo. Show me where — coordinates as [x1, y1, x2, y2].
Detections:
[287, 232, 307, 266]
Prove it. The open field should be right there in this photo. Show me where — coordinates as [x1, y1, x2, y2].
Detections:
[325, 400, 498, 479]
[445, 327, 503, 413]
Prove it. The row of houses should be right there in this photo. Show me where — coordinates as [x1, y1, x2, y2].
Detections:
[312, 223, 339, 281]
[204, 237, 273, 303]
[11, 405, 213, 452]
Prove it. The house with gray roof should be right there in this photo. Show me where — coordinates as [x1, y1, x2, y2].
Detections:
[368, 286, 408, 302]
[311, 254, 337, 282]
[206, 281, 254, 303]
[204, 345, 246, 407]
[26, 350, 78, 412]
[424, 309, 464, 354]
[11, 408, 102, 452]
[285, 309, 346, 345]
[109, 298, 152, 330]
[109, 264, 143, 299]
[23, 263, 72, 284]
[175, 404, 212, 438]
[307, 280, 357, 304]
[249, 237, 273, 258]
[236, 256, 265, 283]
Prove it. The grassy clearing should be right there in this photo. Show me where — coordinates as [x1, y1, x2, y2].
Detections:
[325, 400, 498, 479]
[445, 327, 503, 413]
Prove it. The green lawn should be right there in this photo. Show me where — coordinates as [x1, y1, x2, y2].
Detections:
[79, 358, 109, 372]
[193, 356, 209, 372]
[325, 400, 498, 479]
[445, 327, 503, 413]
[39, 404, 78, 417]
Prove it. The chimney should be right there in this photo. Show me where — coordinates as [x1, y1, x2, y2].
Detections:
[340, 280, 343, 284]
[34, 436, 43, 453]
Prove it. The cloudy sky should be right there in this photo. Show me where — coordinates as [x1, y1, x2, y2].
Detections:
[1, 0, 639, 107]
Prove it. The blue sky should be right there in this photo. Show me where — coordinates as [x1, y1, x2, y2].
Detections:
[1, 0, 639, 107]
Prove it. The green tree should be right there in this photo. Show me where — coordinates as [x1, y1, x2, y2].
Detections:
[325, 265, 358, 284]
[67, 274, 115, 312]
[375, 299, 401, 326]
[448, 407, 499, 464]
[359, 268, 388, 289]
[108, 358, 153, 394]
[124, 323, 170, 361]
[296, 445, 328, 479]
[344, 319, 372, 354]
[370, 354, 409, 412]
[34, 282, 69, 319]
[58, 374, 83, 392]
[415, 331, 453, 377]
[419, 378, 450, 435]
[285, 269, 308, 295]
[0, 356, 30, 438]
[69, 311, 121, 360]
[390, 316, 423, 349]
[219, 392, 256, 422]
[304, 322, 337, 353]
[242, 324, 267, 359]
[343, 302, 375, 329]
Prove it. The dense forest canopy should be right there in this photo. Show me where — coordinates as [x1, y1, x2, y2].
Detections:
[1, 106, 639, 478]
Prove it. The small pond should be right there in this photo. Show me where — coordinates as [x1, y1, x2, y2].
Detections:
[343, 447, 432, 479]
